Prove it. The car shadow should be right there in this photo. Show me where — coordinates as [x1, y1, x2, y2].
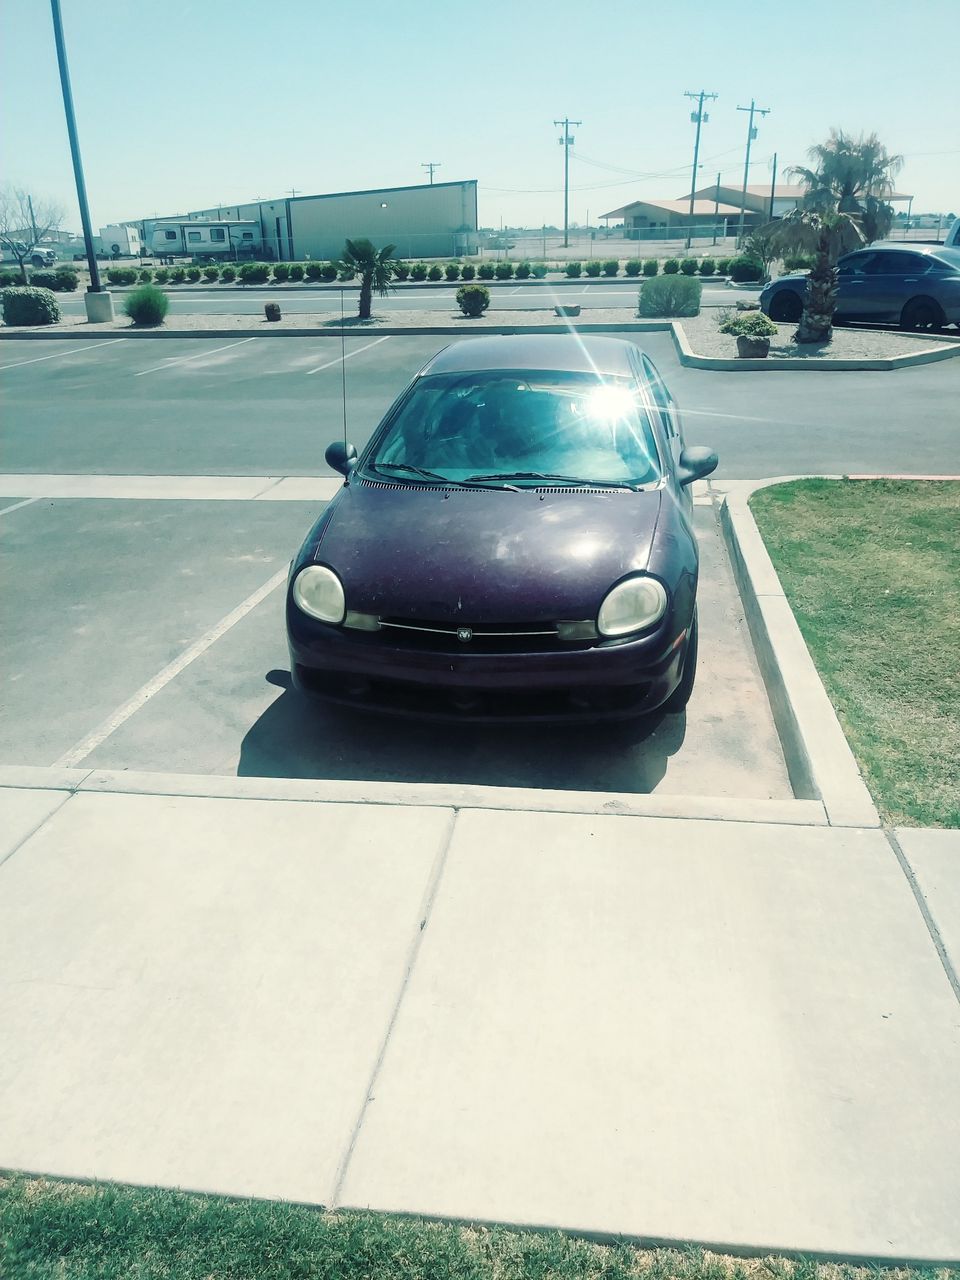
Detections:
[237, 670, 685, 794]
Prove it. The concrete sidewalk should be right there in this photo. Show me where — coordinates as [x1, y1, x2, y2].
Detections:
[1, 778, 958, 1261]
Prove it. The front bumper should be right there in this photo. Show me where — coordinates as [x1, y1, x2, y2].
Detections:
[287, 608, 689, 722]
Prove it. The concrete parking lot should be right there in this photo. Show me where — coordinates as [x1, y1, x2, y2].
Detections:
[0, 490, 790, 800]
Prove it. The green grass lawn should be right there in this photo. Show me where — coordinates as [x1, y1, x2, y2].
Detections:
[749, 479, 959, 828]
[1, 1175, 955, 1280]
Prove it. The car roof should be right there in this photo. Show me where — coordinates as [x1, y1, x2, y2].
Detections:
[421, 334, 641, 377]
[849, 241, 940, 255]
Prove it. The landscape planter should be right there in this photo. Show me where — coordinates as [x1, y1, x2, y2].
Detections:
[736, 335, 771, 358]
[555, 304, 581, 317]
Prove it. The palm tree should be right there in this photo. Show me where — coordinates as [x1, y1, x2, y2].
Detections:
[769, 204, 864, 343]
[340, 238, 397, 320]
[791, 129, 904, 244]
[767, 130, 904, 343]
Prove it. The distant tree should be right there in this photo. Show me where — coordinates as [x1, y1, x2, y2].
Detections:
[339, 238, 397, 320]
[0, 185, 64, 283]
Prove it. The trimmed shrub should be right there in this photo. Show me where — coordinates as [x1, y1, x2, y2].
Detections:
[531, 262, 548, 278]
[679, 258, 698, 275]
[494, 261, 514, 279]
[202, 266, 219, 282]
[716, 258, 732, 275]
[637, 275, 702, 318]
[186, 266, 202, 282]
[514, 262, 531, 279]
[698, 257, 716, 276]
[27, 270, 60, 290]
[584, 260, 602, 277]
[662, 258, 680, 275]
[2, 286, 61, 326]
[338, 266, 356, 281]
[55, 268, 79, 291]
[238, 262, 270, 284]
[602, 259, 619, 277]
[624, 259, 642, 277]
[31, 268, 80, 291]
[781, 253, 815, 272]
[153, 267, 170, 284]
[459, 263, 476, 280]
[169, 267, 187, 283]
[411, 262, 428, 281]
[477, 262, 495, 279]
[320, 264, 338, 282]
[444, 263, 460, 281]
[565, 261, 582, 277]
[106, 267, 138, 285]
[220, 265, 236, 282]
[393, 261, 410, 281]
[304, 261, 325, 281]
[719, 310, 777, 338]
[289, 263, 304, 281]
[139, 269, 154, 283]
[123, 284, 169, 327]
[427, 264, 444, 281]
[0, 268, 19, 287]
[728, 256, 763, 283]
[456, 284, 490, 317]
[642, 259, 659, 277]
[273, 262, 291, 282]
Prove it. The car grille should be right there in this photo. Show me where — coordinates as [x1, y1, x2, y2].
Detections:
[377, 617, 564, 653]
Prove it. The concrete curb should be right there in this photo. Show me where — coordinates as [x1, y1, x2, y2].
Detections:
[0, 322, 672, 342]
[719, 489, 880, 828]
[0, 764, 827, 827]
[671, 320, 960, 371]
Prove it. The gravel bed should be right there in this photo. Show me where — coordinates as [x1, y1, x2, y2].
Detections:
[679, 312, 960, 361]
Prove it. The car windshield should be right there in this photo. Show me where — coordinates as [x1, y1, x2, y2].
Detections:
[363, 370, 663, 488]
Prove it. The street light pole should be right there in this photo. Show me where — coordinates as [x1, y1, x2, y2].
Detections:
[736, 99, 771, 248]
[554, 117, 581, 248]
[50, 0, 110, 319]
[683, 90, 717, 251]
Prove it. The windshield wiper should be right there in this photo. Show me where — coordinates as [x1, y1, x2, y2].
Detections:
[369, 462, 520, 490]
[463, 471, 643, 492]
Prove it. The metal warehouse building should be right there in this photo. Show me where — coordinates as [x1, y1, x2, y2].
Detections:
[127, 180, 478, 261]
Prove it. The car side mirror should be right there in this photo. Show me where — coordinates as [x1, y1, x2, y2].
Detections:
[676, 445, 718, 487]
[325, 441, 358, 477]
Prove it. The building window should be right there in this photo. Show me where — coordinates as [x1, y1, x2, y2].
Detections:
[187, 231, 201, 242]
[164, 230, 177, 240]
[242, 231, 253, 241]
[210, 228, 225, 242]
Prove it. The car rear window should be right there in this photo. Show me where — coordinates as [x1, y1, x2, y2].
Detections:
[365, 371, 663, 488]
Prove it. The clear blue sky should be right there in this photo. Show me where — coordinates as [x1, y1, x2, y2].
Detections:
[2, 0, 956, 233]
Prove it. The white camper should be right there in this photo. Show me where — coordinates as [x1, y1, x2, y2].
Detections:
[99, 224, 141, 257]
[150, 220, 262, 260]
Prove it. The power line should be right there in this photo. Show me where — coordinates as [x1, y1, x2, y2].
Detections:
[736, 99, 771, 245]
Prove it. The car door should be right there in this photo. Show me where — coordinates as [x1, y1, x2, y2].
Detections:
[835, 251, 879, 319]
[862, 251, 934, 322]
[639, 354, 689, 506]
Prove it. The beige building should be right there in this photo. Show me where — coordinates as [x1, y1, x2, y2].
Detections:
[601, 197, 748, 238]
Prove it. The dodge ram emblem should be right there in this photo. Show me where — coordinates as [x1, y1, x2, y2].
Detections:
[457, 627, 473, 642]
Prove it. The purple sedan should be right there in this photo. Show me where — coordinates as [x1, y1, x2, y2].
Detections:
[286, 335, 717, 721]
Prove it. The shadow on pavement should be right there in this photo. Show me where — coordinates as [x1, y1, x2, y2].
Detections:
[237, 670, 685, 793]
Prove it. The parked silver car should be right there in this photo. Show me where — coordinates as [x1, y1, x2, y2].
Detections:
[760, 244, 960, 330]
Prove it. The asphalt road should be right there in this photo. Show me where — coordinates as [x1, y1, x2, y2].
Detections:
[3, 329, 959, 479]
[54, 280, 735, 316]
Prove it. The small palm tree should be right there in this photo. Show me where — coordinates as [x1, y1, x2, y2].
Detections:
[340, 238, 397, 320]
[769, 204, 864, 343]
[791, 128, 904, 245]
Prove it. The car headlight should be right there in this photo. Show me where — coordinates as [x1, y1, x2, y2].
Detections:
[292, 565, 345, 624]
[597, 576, 667, 637]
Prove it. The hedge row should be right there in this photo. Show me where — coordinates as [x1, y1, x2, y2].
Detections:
[0, 267, 79, 291]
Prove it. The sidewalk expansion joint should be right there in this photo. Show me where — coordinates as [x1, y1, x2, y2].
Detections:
[0, 790, 76, 872]
[328, 808, 459, 1208]
[884, 826, 960, 1006]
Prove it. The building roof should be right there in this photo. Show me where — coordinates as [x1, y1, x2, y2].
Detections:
[601, 198, 744, 219]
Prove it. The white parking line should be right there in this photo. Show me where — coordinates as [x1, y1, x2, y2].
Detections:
[0, 497, 40, 517]
[306, 335, 391, 375]
[0, 338, 124, 371]
[53, 566, 288, 768]
[134, 337, 257, 376]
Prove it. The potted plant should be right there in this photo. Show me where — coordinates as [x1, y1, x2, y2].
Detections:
[718, 309, 779, 358]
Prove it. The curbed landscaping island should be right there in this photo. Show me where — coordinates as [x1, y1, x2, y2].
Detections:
[750, 478, 960, 827]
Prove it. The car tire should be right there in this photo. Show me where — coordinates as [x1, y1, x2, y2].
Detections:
[662, 609, 698, 715]
[900, 297, 945, 332]
[769, 291, 802, 323]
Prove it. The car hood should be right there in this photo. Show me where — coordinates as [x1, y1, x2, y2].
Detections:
[312, 481, 664, 623]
